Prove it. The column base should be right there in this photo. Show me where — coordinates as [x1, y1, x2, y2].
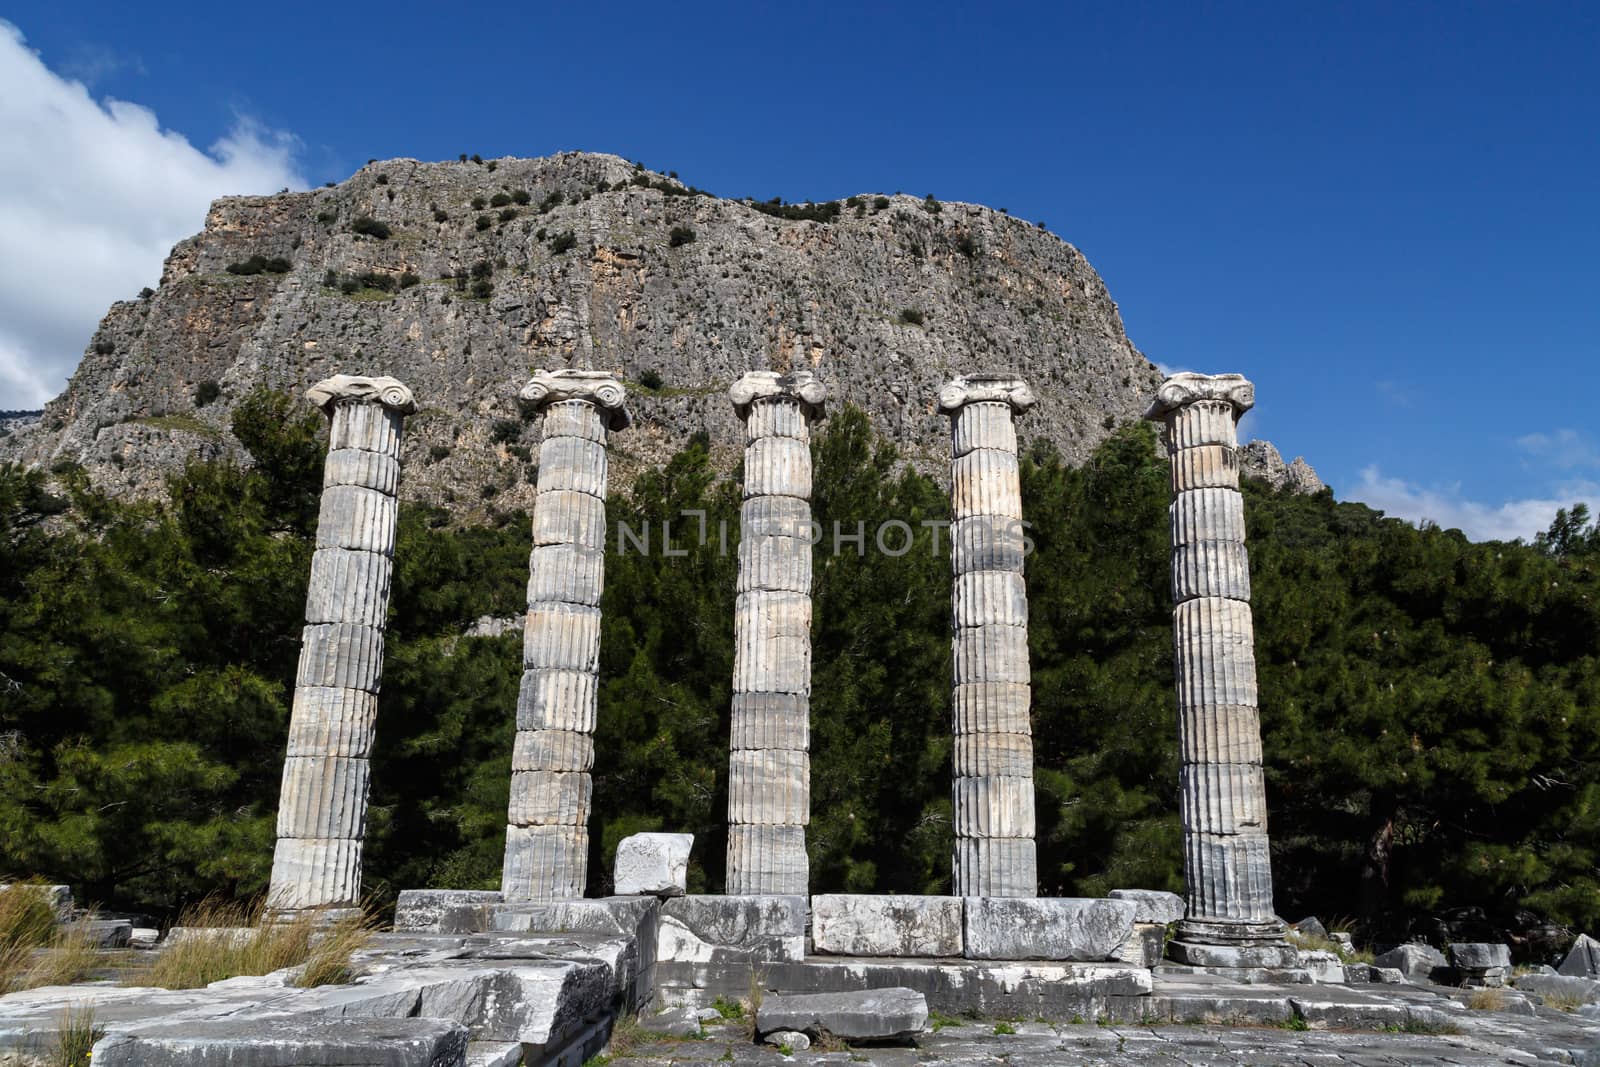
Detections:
[1167, 917, 1295, 968]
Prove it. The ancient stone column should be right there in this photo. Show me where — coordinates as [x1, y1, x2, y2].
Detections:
[726, 370, 826, 895]
[269, 375, 415, 914]
[938, 375, 1037, 898]
[502, 370, 629, 900]
[1146, 372, 1294, 968]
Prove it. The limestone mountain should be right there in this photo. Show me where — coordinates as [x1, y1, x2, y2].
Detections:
[6, 151, 1179, 510]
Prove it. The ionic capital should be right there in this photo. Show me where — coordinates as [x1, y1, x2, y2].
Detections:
[729, 370, 827, 420]
[520, 369, 630, 430]
[937, 375, 1036, 416]
[1144, 373, 1254, 421]
[306, 375, 416, 416]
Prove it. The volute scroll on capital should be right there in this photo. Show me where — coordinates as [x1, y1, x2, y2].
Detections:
[306, 375, 417, 415]
[519, 369, 631, 430]
[728, 369, 828, 420]
[937, 374, 1037, 416]
[1144, 372, 1255, 421]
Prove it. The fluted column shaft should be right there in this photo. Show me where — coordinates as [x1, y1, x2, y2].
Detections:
[939, 377, 1037, 898]
[269, 375, 415, 913]
[1147, 373, 1288, 954]
[502, 372, 629, 900]
[726, 371, 826, 895]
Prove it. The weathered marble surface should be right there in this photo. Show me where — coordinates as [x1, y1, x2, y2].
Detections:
[755, 987, 928, 1042]
[940, 376, 1038, 898]
[269, 376, 413, 913]
[613, 833, 693, 898]
[811, 895, 964, 958]
[504, 372, 628, 900]
[1146, 372, 1289, 960]
[726, 372, 824, 896]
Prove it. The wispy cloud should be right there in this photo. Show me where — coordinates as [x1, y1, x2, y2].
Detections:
[0, 20, 305, 408]
[1349, 466, 1600, 543]
[1375, 380, 1411, 408]
[1515, 428, 1600, 470]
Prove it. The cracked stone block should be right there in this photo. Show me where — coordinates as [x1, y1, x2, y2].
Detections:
[811, 895, 963, 958]
[393, 889, 504, 933]
[1108, 888, 1186, 925]
[755, 987, 928, 1042]
[962, 897, 1135, 961]
[92, 1017, 469, 1067]
[613, 832, 692, 898]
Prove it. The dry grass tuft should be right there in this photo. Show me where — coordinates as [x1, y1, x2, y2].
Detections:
[0, 884, 102, 996]
[1466, 987, 1507, 1011]
[135, 898, 372, 991]
[48, 1004, 103, 1067]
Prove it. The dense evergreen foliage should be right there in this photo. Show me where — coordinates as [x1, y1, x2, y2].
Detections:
[2, 390, 1598, 944]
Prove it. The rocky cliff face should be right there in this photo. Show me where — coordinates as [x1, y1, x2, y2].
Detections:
[3, 151, 1171, 511]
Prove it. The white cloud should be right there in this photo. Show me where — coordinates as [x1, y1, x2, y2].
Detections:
[1348, 466, 1600, 543]
[0, 21, 305, 408]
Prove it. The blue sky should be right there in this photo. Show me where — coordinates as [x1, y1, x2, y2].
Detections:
[1, 1, 1596, 540]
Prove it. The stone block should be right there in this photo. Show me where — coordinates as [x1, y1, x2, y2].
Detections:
[726, 825, 808, 896]
[1179, 762, 1267, 835]
[1514, 972, 1600, 1003]
[328, 402, 404, 454]
[285, 687, 379, 759]
[93, 1018, 468, 1067]
[951, 682, 1031, 735]
[1170, 487, 1245, 547]
[393, 889, 504, 933]
[322, 447, 400, 494]
[1342, 963, 1404, 984]
[1450, 941, 1512, 985]
[951, 837, 1036, 898]
[756, 987, 927, 1042]
[740, 497, 814, 544]
[1286, 994, 1413, 1032]
[1169, 443, 1239, 493]
[1108, 888, 1186, 925]
[511, 729, 594, 773]
[962, 897, 1135, 961]
[640, 1004, 701, 1037]
[483, 897, 658, 940]
[1172, 598, 1258, 707]
[951, 448, 1021, 518]
[727, 749, 809, 825]
[1109, 922, 1166, 967]
[535, 436, 608, 497]
[1561, 932, 1600, 977]
[275, 756, 370, 839]
[315, 485, 398, 556]
[85, 919, 132, 949]
[267, 837, 361, 910]
[1172, 540, 1250, 603]
[522, 603, 601, 672]
[951, 776, 1035, 837]
[950, 516, 1027, 574]
[811, 895, 963, 957]
[952, 732, 1034, 778]
[1182, 832, 1275, 923]
[950, 402, 1017, 458]
[296, 623, 384, 693]
[526, 543, 605, 607]
[304, 548, 392, 628]
[743, 436, 812, 499]
[952, 571, 1028, 628]
[516, 669, 597, 733]
[736, 533, 812, 595]
[1372, 942, 1448, 983]
[613, 832, 692, 898]
[729, 692, 809, 751]
[501, 825, 587, 900]
[1297, 948, 1347, 983]
[1165, 940, 1298, 968]
[129, 927, 159, 949]
[506, 770, 591, 826]
[658, 895, 806, 964]
[732, 591, 813, 694]
[951, 623, 1030, 685]
[762, 1030, 810, 1051]
[1177, 704, 1263, 765]
[530, 490, 607, 550]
